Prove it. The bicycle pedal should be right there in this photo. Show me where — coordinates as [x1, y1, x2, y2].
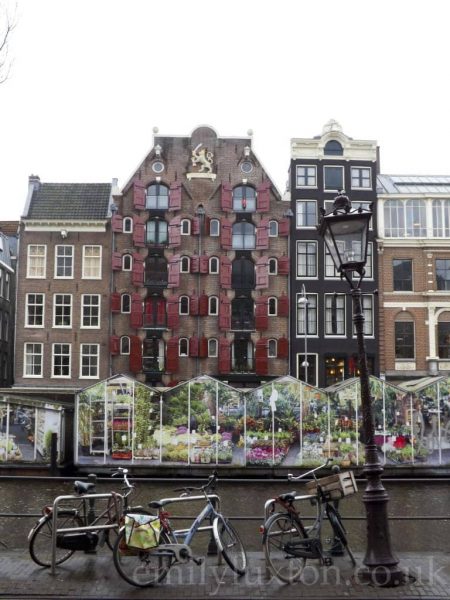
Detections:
[193, 556, 204, 566]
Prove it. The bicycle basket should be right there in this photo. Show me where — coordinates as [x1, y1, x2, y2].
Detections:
[125, 514, 161, 550]
[305, 471, 358, 500]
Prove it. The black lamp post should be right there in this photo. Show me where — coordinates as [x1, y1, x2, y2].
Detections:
[318, 192, 404, 587]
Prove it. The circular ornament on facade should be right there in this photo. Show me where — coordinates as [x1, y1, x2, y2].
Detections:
[240, 161, 253, 174]
[152, 161, 165, 173]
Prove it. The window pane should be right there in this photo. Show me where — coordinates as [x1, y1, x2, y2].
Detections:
[324, 166, 343, 190]
[296, 200, 317, 227]
[82, 295, 100, 327]
[83, 246, 101, 278]
[146, 184, 169, 209]
[81, 344, 99, 377]
[296, 166, 316, 187]
[28, 245, 46, 277]
[325, 294, 345, 335]
[436, 259, 450, 290]
[351, 167, 371, 189]
[55, 245, 73, 277]
[393, 259, 413, 291]
[233, 186, 256, 212]
[53, 344, 71, 377]
[296, 242, 317, 277]
[297, 294, 317, 335]
[395, 322, 414, 358]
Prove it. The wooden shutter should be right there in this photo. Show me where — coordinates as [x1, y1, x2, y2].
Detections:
[167, 294, 179, 329]
[218, 338, 231, 374]
[156, 298, 166, 326]
[256, 181, 271, 212]
[278, 294, 289, 317]
[190, 254, 200, 273]
[219, 255, 231, 289]
[199, 254, 209, 274]
[221, 183, 233, 212]
[169, 182, 182, 210]
[130, 293, 143, 328]
[255, 296, 268, 331]
[192, 217, 200, 235]
[111, 292, 121, 313]
[133, 216, 145, 247]
[133, 181, 145, 210]
[199, 293, 209, 316]
[168, 255, 180, 288]
[278, 255, 290, 275]
[256, 219, 270, 249]
[132, 253, 144, 286]
[168, 216, 181, 248]
[189, 336, 199, 357]
[255, 256, 269, 289]
[278, 218, 290, 237]
[277, 336, 289, 359]
[255, 338, 269, 375]
[199, 336, 208, 358]
[220, 218, 232, 250]
[129, 335, 142, 374]
[166, 337, 179, 373]
[112, 252, 122, 271]
[219, 294, 231, 330]
[110, 335, 120, 355]
[111, 213, 123, 233]
[190, 292, 199, 316]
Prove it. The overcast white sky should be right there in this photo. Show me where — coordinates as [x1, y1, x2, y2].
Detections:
[1, 0, 450, 221]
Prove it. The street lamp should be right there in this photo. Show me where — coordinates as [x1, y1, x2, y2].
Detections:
[298, 284, 309, 384]
[318, 192, 404, 587]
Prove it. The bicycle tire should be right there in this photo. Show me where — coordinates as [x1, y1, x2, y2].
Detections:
[113, 528, 172, 588]
[29, 513, 83, 567]
[213, 515, 247, 576]
[326, 504, 356, 566]
[263, 512, 307, 584]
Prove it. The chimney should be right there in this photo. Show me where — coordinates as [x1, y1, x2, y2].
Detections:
[28, 174, 41, 192]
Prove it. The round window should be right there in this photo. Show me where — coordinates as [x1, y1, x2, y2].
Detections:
[240, 161, 253, 174]
[152, 161, 165, 173]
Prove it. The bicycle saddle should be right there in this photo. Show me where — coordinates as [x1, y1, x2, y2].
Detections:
[74, 480, 96, 494]
[279, 491, 297, 503]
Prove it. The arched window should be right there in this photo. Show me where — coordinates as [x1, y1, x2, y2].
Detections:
[120, 336, 130, 355]
[146, 219, 168, 244]
[269, 220, 278, 237]
[181, 219, 191, 235]
[123, 217, 133, 233]
[232, 185, 256, 212]
[122, 254, 132, 271]
[268, 339, 277, 358]
[231, 297, 255, 330]
[268, 258, 277, 275]
[145, 256, 168, 285]
[209, 219, 220, 236]
[121, 293, 131, 313]
[232, 221, 256, 249]
[209, 296, 219, 315]
[179, 296, 189, 315]
[180, 256, 190, 273]
[209, 256, 219, 274]
[232, 257, 255, 289]
[324, 140, 343, 155]
[268, 297, 277, 316]
[384, 199, 426, 237]
[208, 338, 218, 357]
[179, 338, 189, 356]
[146, 183, 169, 209]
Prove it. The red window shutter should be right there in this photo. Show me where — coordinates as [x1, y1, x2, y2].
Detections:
[168, 255, 180, 288]
[130, 293, 143, 328]
[168, 216, 181, 248]
[221, 183, 233, 212]
[256, 219, 270, 250]
[219, 256, 231, 289]
[190, 292, 199, 316]
[156, 298, 166, 326]
[219, 294, 231, 330]
[110, 335, 120, 355]
[255, 257, 269, 289]
[189, 336, 199, 357]
[278, 294, 289, 317]
[169, 182, 182, 211]
[190, 254, 200, 273]
[199, 293, 208, 316]
[111, 213, 123, 233]
[220, 218, 232, 250]
[199, 336, 208, 358]
[133, 216, 145, 247]
[112, 252, 122, 271]
[166, 337, 179, 373]
[278, 255, 290, 275]
[129, 335, 142, 374]
[256, 181, 271, 212]
[255, 338, 269, 375]
[111, 292, 121, 313]
[132, 254, 144, 286]
[255, 296, 268, 331]
[277, 336, 289, 359]
[192, 217, 200, 235]
[278, 218, 290, 237]
[199, 254, 209, 274]
[167, 294, 180, 329]
[133, 181, 145, 210]
[218, 338, 231, 374]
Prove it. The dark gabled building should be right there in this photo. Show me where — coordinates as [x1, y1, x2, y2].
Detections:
[288, 120, 379, 388]
[0, 222, 17, 386]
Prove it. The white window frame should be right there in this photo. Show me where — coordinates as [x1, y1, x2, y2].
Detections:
[209, 256, 219, 274]
[54, 245, 74, 278]
[296, 165, 317, 188]
[53, 294, 72, 328]
[23, 342, 43, 377]
[296, 199, 317, 228]
[324, 293, 346, 337]
[180, 256, 190, 273]
[179, 295, 190, 315]
[269, 220, 278, 237]
[27, 244, 47, 278]
[179, 337, 189, 356]
[209, 296, 219, 315]
[82, 245, 102, 279]
[268, 297, 277, 316]
[210, 219, 220, 236]
[296, 352, 319, 387]
[352, 242, 373, 280]
[121, 294, 131, 313]
[122, 254, 132, 271]
[25, 293, 45, 328]
[352, 294, 374, 338]
[81, 294, 101, 328]
[351, 166, 372, 190]
[296, 293, 318, 337]
[80, 343, 99, 379]
[123, 217, 133, 233]
[181, 219, 191, 235]
[268, 258, 277, 275]
[325, 247, 340, 279]
[120, 336, 130, 355]
[208, 338, 218, 357]
[323, 165, 344, 192]
[268, 339, 277, 358]
[296, 240, 318, 279]
[52, 343, 71, 378]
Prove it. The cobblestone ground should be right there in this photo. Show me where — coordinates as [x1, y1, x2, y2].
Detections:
[0, 549, 449, 600]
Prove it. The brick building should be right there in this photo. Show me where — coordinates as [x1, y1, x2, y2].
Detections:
[110, 126, 290, 387]
[377, 174, 450, 379]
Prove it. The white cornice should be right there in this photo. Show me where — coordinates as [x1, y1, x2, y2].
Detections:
[23, 220, 108, 233]
[291, 131, 377, 161]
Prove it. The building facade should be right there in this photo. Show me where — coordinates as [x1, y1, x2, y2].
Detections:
[377, 174, 450, 380]
[110, 126, 290, 387]
[0, 223, 17, 387]
[288, 120, 379, 388]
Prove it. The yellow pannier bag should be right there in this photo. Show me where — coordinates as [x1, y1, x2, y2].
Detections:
[125, 514, 161, 550]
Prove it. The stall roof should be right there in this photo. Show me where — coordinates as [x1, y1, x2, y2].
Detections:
[396, 376, 445, 393]
[243, 374, 324, 395]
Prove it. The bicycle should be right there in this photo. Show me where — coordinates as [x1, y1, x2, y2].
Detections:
[113, 471, 247, 587]
[262, 459, 357, 584]
[28, 468, 136, 567]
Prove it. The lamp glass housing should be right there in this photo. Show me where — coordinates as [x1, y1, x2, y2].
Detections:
[320, 209, 371, 274]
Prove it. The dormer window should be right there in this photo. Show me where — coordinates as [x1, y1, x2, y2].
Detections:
[324, 140, 343, 156]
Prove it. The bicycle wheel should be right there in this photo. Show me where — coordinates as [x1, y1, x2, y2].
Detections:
[113, 528, 172, 587]
[326, 504, 356, 566]
[29, 513, 83, 567]
[213, 515, 247, 576]
[263, 512, 307, 584]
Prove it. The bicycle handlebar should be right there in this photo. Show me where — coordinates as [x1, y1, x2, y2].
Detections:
[174, 471, 218, 496]
[111, 467, 134, 492]
[287, 458, 333, 482]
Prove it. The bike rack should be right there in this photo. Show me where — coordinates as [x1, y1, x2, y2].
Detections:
[50, 492, 124, 575]
[263, 494, 315, 523]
